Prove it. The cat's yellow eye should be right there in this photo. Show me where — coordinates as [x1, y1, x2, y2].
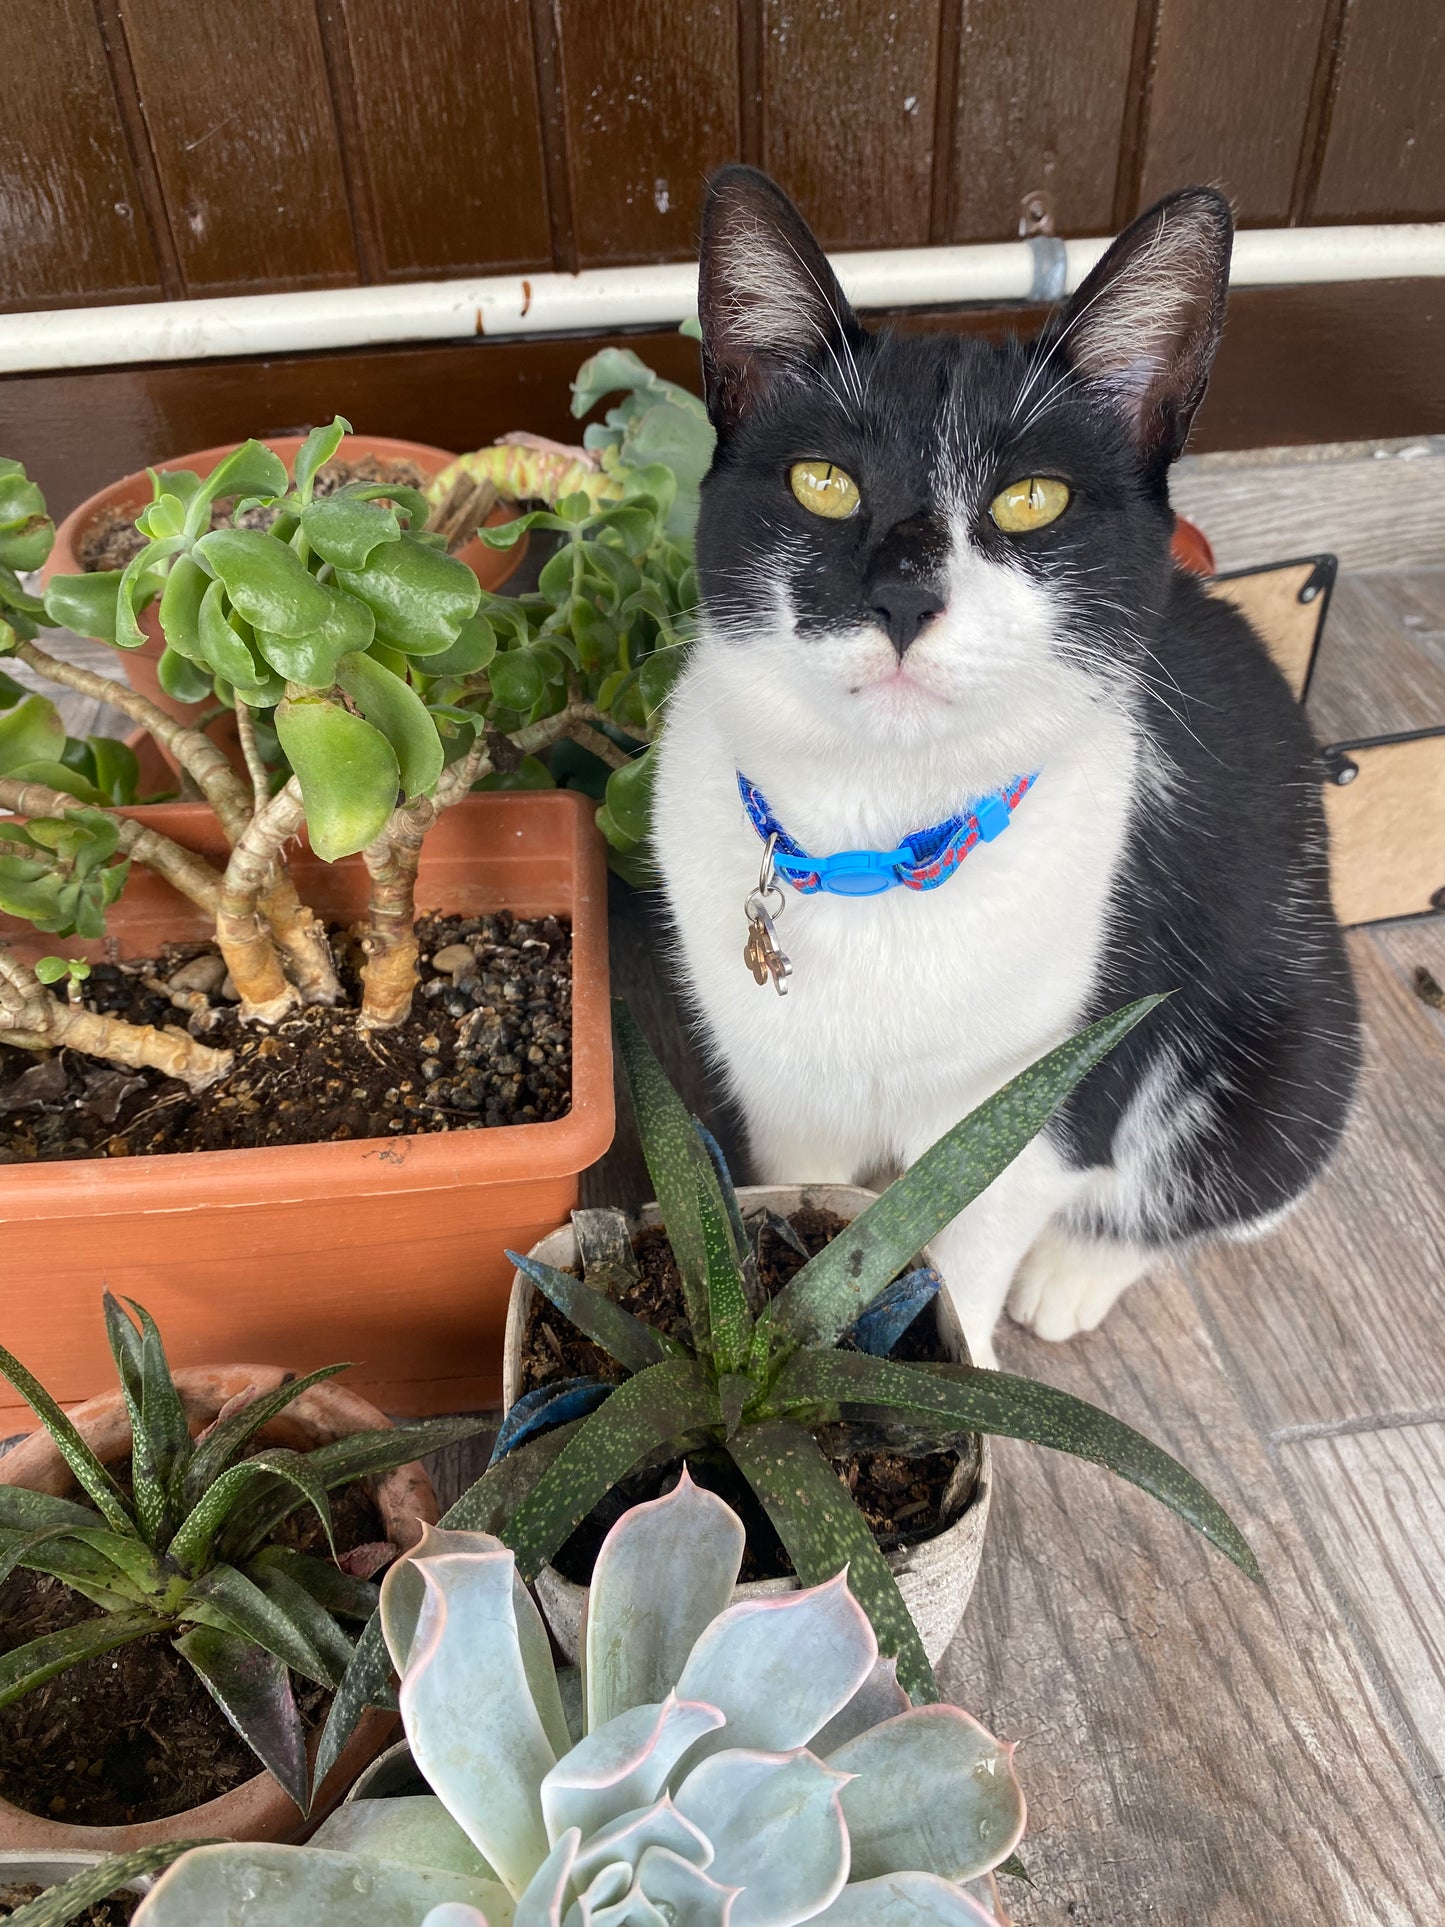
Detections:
[989, 476, 1071, 533]
[789, 460, 861, 520]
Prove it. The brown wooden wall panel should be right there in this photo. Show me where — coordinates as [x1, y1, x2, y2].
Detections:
[5, 280, 1441, 519]
[0, 0, 162, 312]
[1311, 0, 1445, 221]
[948, 0, 1137, 242]
[1136, 0, 1333, 224]
[759, 0, 942, 249]
[332, 0, 554, 278]
[114, 0, 358, 295]
[552, 0, 740, 266]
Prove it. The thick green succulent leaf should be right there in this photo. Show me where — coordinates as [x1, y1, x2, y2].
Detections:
[88, 734, 140, 805]
[0, 1487, 99, 1532]
[500, 1358, 719, 1581]
[156, 645, 214, 704]
[0, 1839, 215, 1927]
[68, 1526, 174, 1602]
[114, 535, 185, 649]
[0, 1340, 134, 1534]
[182, 1361, 351, 1505]
[173, 1623, 309, 1810]
[768, 996, 1165, 1351]
[41, 570, 123, 643]
[335, 535, 479, 654]
[603, 745, 656, 842]
[275, 697, 399, 862]
[728, 1417, 938, 1704]
[249, 1562, 355, 1683]
[293, 418, 349, 503]
[193, 527, 330, 636]
[220, 1412, 492, 1561]
[421, 611, 496, 677]
[169, 1448, 333, 1575]
[333, 647, 443, 799]
[0, 1526, 142, 1613]
[777, 1349, 1260, 1578]
[0, 1609, 158, 1709]
[0, 693, 66, 776]
[247, 1545, 380, 1621]
[100, 1292, 169, 1548]
[129, 1298, 194, 1514]
[184, 1561, 341, 1685]
[309, 1418, 582, 1796]
[506, 1248, 674, 1374]
[184, 440, 288, 535]
[486, 645, 548, 711]
[156, 553, 209, 660]
[611, 1001, 713, 1351]
[301, 493, 401, 569]
[196, 577, 269, 691]
[0, 1523, 88, 1588]
[253, 577, 374, 686]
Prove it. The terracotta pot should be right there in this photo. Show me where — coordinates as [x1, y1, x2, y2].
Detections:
[1170, 512, 1216, 575]
[0, 1365, 437, 1853]
[0, 790, 613, 1423]
[41, 434, 525, 780]
[503, 1184, 992, 1668]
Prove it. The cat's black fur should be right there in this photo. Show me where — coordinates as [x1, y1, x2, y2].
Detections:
[694, 165, 1359, 1248]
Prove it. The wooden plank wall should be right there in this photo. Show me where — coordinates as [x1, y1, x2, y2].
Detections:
[2, 0, 1442, 314]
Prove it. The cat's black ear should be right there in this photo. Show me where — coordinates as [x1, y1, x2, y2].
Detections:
[697, 166, 865, 437]
[1052, 188, 1233, 473]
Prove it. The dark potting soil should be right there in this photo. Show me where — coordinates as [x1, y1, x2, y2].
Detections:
[77, 454, 432, 575]
[0, 911, 571, 1163]
[520, 1206, 978, 1585]
[0, 1470, 384, 1828]
[0, 1885, 139, 1924]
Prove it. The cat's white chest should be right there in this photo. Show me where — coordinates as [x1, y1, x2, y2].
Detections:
[653, 660, 1138, 1179]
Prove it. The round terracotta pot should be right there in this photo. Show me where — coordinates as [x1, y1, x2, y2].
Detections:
[0, 1365, 437, 1854]
[503, 1184, 992, 1668]
[41, 434, 525, 780]
[1170, 512, 1216, 575]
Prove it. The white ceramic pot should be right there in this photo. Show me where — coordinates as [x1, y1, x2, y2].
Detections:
[502, 1183, 992, 1667]
[0, 1848, 156, 1908]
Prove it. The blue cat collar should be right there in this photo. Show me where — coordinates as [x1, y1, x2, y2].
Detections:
[736, 770, 1037, 897]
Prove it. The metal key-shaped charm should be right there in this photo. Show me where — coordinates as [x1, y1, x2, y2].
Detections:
[743, 833, 792, 995]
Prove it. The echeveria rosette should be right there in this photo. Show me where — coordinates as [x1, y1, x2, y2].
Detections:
[134, 1472, 1023, 1927]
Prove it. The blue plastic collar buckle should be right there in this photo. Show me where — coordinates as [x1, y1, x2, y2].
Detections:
[777, 846, 910, 896]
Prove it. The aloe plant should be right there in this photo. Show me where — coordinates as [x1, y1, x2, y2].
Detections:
[133, 1476, 1021, 1926]
[0, 364, 688, 1084]
[0, 1841, 212, 1927]
[307, 996, 1258, 1794]
[0, 1296, 488, 1812]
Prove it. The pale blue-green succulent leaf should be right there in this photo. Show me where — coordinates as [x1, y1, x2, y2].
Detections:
[131, 1843, 510, 1927]
[397, 1549, 556, 1894]
[673, 1569, 876, 1762]
[810, 1656, 911, 1758]
[672, 1748, 850, 1927]
[310, 1795, 496, 1879]
[512, 1829, 577, 1927]
[585, 1467, 743, 1731]
[540, 1696, 724, 1845]
[810, 1873, 1000, 1925]
[623, 1843, 735, 1925]
[829, 1705, 1025, 1883]
[569, 1801, 710, 1890]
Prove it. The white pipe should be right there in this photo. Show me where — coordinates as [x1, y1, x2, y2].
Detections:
[0, 223, 1440, 377]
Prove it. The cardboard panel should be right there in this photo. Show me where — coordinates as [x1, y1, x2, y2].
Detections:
[1321, 730, 1445, 927]
[1206, 555, 1336, 703]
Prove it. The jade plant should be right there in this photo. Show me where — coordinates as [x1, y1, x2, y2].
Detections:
[134, 1476, 1022, 1926]
[0, 1296, 486, 1811]
[0, 362, 698, 1088]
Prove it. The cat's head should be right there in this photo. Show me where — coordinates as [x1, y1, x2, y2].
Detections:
[693, 166, 1232, 769]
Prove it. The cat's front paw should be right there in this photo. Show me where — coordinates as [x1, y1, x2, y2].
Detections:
[1007, 1225, 1150, 1343]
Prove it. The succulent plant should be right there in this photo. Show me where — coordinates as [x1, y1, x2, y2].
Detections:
[0, 1296, 488, 1810]
[133, 1474, 1022, 1926]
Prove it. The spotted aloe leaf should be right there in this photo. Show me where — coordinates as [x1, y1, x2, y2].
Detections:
[0, 1338, 133, 1534]
[767, 996, 1166, 1353]
[774, 1349, 1260, 1578]
[181, 1361, 352, 1506]
[168, 1447, 334, 1575]
[506, 1248, 673, 1376]
[0, 1608, 158, 1709]
[173, 1624, 309, 1813]
[728, 1416, 938, 1705]
[0, 1838, 215, 1927]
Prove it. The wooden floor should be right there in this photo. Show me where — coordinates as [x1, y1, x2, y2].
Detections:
[10, 448, 1445, 1924]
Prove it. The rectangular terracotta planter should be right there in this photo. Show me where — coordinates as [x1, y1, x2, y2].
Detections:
[0, 790, 612, 1425]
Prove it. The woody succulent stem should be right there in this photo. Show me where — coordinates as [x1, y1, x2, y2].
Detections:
[0, 949, 232, 1091]
[357, 800, 431, 1032]
[215, 779, 309, 1023]
[0, 776, 224, 916]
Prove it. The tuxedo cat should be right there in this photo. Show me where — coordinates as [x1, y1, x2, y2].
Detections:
[652, 167, 1359, 1366]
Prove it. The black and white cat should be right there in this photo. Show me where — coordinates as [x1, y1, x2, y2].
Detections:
[652, 167, 1359, 1366]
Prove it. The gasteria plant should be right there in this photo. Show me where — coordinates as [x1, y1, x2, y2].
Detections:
[0, 1297, 487, 1811]
[0, 361, 698, 1085]
[133, 1475, 1023, 1926]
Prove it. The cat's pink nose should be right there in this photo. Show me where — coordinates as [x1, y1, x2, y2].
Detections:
[870, 583, 945, 658]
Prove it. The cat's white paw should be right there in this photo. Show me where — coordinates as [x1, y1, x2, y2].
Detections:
[1007, 1225, 1150, 1343]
